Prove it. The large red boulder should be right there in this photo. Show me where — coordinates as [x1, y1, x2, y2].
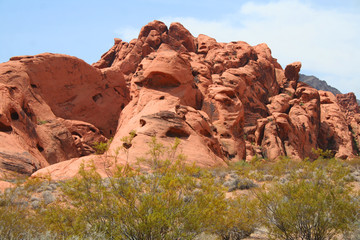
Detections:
[0, 53, 129, 176]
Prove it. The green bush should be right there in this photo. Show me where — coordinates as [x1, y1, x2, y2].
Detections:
[0, 187, 47, 239]
[93, 137, 113, 154]
[1, 137, 359, 240]
[45, 137, 256, 239]
[255, 159, 359, 240]
[209, 195, 259, 240]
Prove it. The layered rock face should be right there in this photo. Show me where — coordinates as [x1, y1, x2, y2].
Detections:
[0, 20, 359, 179]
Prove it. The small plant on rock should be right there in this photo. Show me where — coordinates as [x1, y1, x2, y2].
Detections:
[93, 137, 113, 155]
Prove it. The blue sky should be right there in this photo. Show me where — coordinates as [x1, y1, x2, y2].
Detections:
[1, 0, 359, 97]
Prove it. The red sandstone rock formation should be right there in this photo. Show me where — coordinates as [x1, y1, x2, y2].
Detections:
[0, 20, 358, 179]
[0, 53, 129, 177]
[318, 91, 355, 159]
[336, 92, 360, 155]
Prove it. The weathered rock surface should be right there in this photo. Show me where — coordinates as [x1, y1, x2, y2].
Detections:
[61, 119, 108, 156]
[0, 20, 358, 179]
[318, 91, 355, 159]
[336, 92, 360, 154]
[0, 53, 129, 177]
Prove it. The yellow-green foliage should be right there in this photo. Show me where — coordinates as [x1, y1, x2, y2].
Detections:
[45, 137, 256, 239]
[209, 195, 259, 239]
[255, 158, 359, 240]
[0, 140, 359, 240]
[93, 137, 113, 155]
[0, 187, 47, 239]
[312, 148, 335, 159]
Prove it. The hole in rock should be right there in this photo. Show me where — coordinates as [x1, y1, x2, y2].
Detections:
[37, 144, 44, 152]
[123, 142, 132, 149]
[30, 84, 38, 88]
[165, 127, 190, 139]
[145, 72, 181, 88]
[192, 70, 199, 76]
[89, 128, 96, 133]
[71, 131, 82, 137]
[159, 96, 165, 100]
[220, 132, 232, 139]
[72, 135, 80, 141]
[10, 109, 19, 120]
[140, 119, 146, 127]
[0, 122, 12, 132]
[212, 126, 218, 134]
[92, 93, 103, 103]
[9, 87, 17, 96]
[121, 103, 125, 109]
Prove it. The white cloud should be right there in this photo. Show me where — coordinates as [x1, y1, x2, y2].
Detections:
[115, 27, 140, 42]
[160, 0, 360, 96]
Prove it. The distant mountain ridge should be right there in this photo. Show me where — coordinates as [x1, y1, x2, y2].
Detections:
[299, 74, 341, 95]
[299, 74, 360, 105]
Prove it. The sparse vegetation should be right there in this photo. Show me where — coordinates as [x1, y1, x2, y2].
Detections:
[254, 158, 358, 240]
[37, 119, 49, 125]
[312, 147, 335, 159]
[0, 144, 359, 239]
[93, 137, 113, 154]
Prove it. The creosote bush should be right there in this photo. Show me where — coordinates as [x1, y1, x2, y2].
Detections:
[254, 158, 359, 240]
[43, 136, 258, 239]
[0, 142, 359, 240]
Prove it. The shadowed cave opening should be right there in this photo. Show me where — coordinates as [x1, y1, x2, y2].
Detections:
[10, 109, 19, 120]
[165, 127, 190, 139]
[0, 122, 12, 132]
[92, 93, 103, 103]
[37, 144, 44, 152]
[136, 72, 181, 89]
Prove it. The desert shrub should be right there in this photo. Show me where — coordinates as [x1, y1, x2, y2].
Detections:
[6, 136, 358, 240]
[312, 148, 335, 159]
[269, 156, 303, 177]
[255, 160, 359, 240]
[223, 177, 257, 192]
[0, 136, 260, 239]
[346, 157, 360, 170]
[45, 137, 249, 239]
[0, 186, 47, 239]
[210, 195, 259, 240]
[93, 137, 113, 154]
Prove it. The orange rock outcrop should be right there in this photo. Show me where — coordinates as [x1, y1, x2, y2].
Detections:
[0, 20, 358, 179]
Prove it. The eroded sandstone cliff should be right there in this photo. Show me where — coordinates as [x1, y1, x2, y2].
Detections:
[0, 20, 358, 179]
